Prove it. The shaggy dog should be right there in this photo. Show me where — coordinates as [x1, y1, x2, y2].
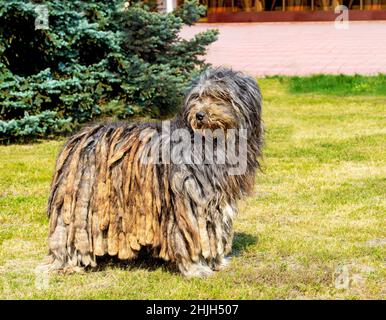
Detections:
[45, 67, 263, 277]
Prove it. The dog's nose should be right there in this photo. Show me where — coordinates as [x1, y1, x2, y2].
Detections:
[196, 112, 205, 121]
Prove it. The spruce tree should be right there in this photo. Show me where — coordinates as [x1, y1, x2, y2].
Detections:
[0, 0, 218, 142]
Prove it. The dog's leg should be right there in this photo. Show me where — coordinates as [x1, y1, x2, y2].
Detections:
[210, 203, 236, 272]
[171, 175, 237, 277]
[171, 226, 214, 278]
[44, 214, 95, 273]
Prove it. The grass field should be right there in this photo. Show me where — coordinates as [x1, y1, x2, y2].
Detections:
[0, 75, 385, 299]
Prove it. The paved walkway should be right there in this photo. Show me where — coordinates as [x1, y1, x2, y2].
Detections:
[180, 22, 386, 76]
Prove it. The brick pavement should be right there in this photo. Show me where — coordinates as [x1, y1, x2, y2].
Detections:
[180, 22, 386, 76]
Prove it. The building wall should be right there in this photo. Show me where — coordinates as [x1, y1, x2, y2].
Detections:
[156, 0, 386, 21]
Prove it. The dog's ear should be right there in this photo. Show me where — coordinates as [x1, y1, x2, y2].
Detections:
[235, 73, 262, 114]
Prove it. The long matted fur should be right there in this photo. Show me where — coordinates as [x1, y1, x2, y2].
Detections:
[45, 67, 263, 277]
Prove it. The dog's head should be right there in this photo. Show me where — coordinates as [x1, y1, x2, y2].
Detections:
[183, 67, 262, 134]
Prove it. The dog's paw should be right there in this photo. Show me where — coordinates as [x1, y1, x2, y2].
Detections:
[215, 257, 230, 271]
[183, 263, 214, 278]
[37, 255, 85, 274]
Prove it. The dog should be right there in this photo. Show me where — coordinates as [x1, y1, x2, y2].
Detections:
[45, 67, 263, 277]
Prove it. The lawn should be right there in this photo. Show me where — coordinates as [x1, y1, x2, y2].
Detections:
[0, 76, 385, 299]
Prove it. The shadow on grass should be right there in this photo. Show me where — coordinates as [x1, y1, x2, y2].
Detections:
[232, 232, 258, 256]
[93, 249, 178, 275]
[90, 232, 258, 274]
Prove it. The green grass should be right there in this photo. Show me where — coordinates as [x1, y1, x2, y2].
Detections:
[0, 75, 385, 299]
[283, 74, 386, 96]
